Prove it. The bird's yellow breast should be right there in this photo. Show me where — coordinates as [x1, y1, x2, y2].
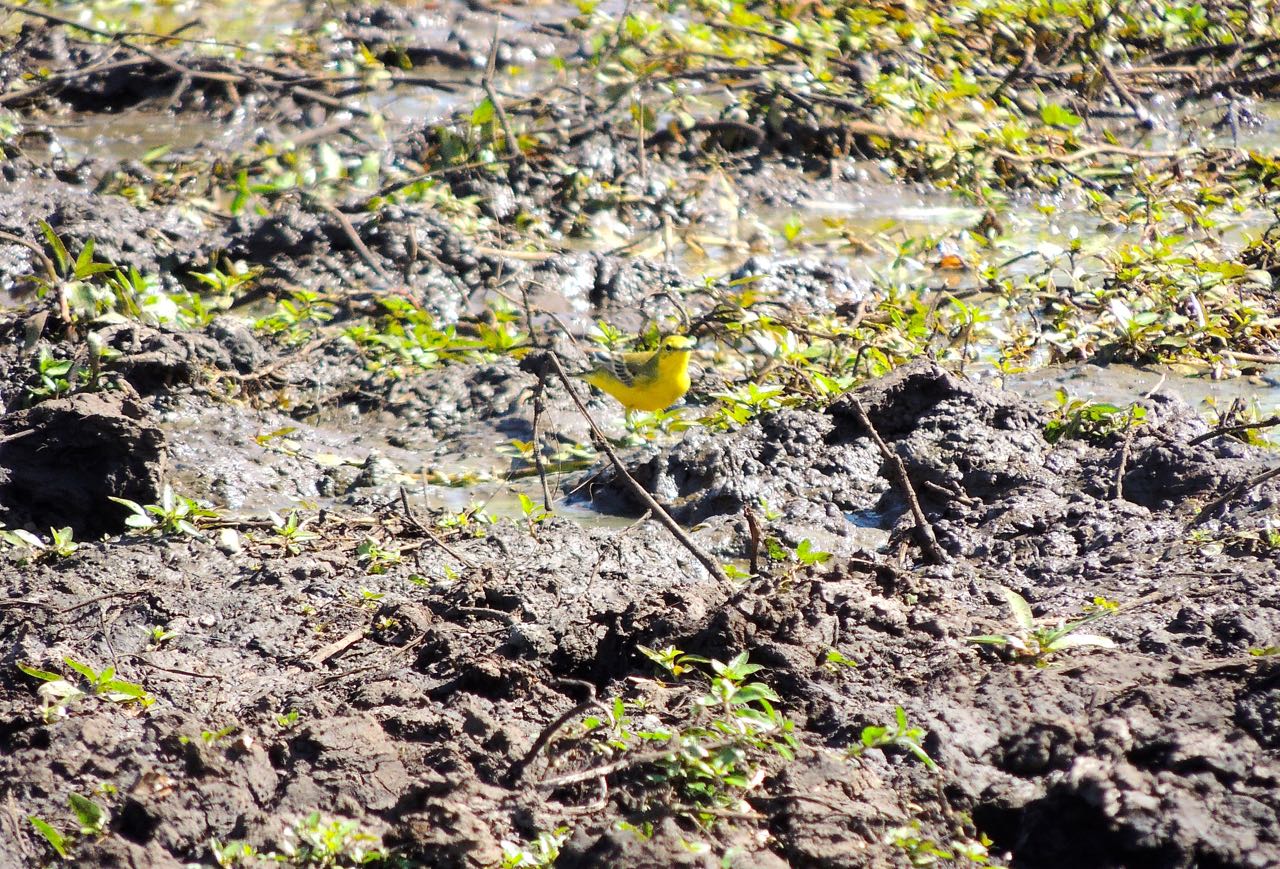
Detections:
[583, 349, 692, 412]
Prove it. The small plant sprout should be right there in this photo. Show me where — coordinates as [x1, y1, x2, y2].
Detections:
[967, 586, 1117, 664]
[269, 509, 319, 554]
[500, 827, 570, 868]
[517, 492, 553, 527]
[853, 706, 938, 771]
[821, 649, 858, 673]
[1, 526, 77, 559]
[356, 538, 401, 574]
[211, 812, 388, 868]
[109, 485, 219, 536]
[27, 793, 109, 861]
[17, 657, 154, 721]
[147, 625, 178, 646]
[794, 538, 832, 566]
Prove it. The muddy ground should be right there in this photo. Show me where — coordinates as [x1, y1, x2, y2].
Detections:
[1, 2, 1279, 868]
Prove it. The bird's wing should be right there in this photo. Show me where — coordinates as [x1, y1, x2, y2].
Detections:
[590, 348, 657, 387]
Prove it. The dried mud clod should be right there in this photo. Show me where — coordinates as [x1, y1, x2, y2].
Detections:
[0, 391, 164, 537]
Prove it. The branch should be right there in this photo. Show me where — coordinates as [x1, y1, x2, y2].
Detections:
[523, 350, 732, 586]
[846, 397, 949, 565]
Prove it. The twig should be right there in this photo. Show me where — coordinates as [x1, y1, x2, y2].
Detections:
[531, 379, 554, 511]
[507, 679, 601, 785]
[483, 21, 524, 162]
[1113, 426, 1136, 500]
[308, 627, 366, 666]
[58, 590, 146, 615]
[307, 198, 393, 282]
[743, 506, 762, 577]
[537, 737, 735, 789]
[0, 428, 36, 445]
[846, 398, 949, 564]
[526, 351, 731, 586]
[1189, 415, 1280, 447]
[123, 654, 222, 680]
[1191, 465, 1280, 526]
[397, 486, 478, 569]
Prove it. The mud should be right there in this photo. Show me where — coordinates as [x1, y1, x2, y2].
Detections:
[1, 2, 1279, 868]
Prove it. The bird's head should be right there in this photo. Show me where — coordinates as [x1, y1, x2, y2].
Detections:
[659, 334, 696, 353]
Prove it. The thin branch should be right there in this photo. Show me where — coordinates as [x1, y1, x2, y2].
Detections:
[524, 350, 732, 586]
[846, 397, 949, 564]
[1191, 465, 1280, 526]
[1189, 415, 1280, 447]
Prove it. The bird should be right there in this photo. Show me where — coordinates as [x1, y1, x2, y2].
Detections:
[578, 334, 696, 419]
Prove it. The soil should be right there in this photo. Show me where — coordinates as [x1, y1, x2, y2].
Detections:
[1, 3, 1279, 869]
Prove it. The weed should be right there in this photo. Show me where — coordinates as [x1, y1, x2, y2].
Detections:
[270, 510, 320, 554]
[576, 648, 797, 818]
[967, 587, 1116, 664]
[885, 820, 996, 866]
[110, 485, 219, 536]
[852, 706, 938, 771]
[1043, 390, 1146, 444]
[212, 811, 392, 867]
[1, 525, 77, 560]
[500, 827, 570, 868]
[17, 657, 153, 721]
[356, 538, 401, 574]
[28, 793, 110, 861]
[146, 625, 178, 646]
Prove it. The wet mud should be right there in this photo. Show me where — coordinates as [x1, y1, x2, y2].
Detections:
[1, 2, 1279, 868]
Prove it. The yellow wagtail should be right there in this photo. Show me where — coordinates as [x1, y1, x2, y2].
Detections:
[579, 334, 696, 417]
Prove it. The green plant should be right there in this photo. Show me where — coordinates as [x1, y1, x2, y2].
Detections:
[517, 493, 553, 528]
[17, 658, 154, 721]
[0, 525, 77, 559]
[577, 648, 797, 817]
[213, 811, 391, 867]
[356, 538, 401, 574]
[270, 510, 320, 554]
[885, 821, 995, 866]
[1043, 390, 1147, 444]
[852, 706, 938, 771]
[28, 793, 110, 861]
[110, 485, 219, 536]
[499, 827, 570, 868]
[147, 625, 178, 646]
[967, 587, 1116, 664]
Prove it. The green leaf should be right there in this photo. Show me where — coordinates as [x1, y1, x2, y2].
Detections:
[28, 816, 68, 858]
[37, 220, 69, 276]
[68, 793, 106, 834]
[1040, 103, 1083, 128]
[16, 662, 62, 682]
[1000, 587, 1035, 631]
[63, 657, 98, 683]
[471, 98, 495, 126]
[795, 539, 832, 565]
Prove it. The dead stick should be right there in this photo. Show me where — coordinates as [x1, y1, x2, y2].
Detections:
[1191, 465, 1280, 526]
[536, 351, 731, 586]
[507, 679, 601, 786]
[483, 21, 524, 162]
[1113, 427, 1136, 501]
[308, 627, 365, 666]
[398, 486, 477, 569]
[846, 398, 949, 565]
[1189, 415, 1280, 446]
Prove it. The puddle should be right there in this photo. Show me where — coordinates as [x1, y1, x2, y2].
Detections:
[41, 110, 247, 164]
[995, 361, 1280, 418]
